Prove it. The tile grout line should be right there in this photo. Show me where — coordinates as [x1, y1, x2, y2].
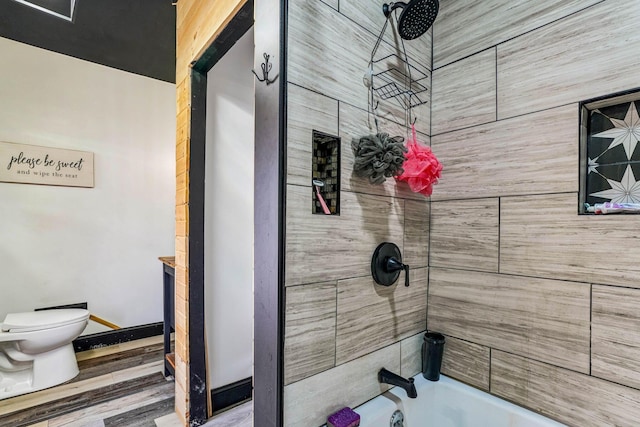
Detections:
[334, 278, 338, 369]
[497, 197, 501, 273]
[334, 96, 340, 370]
[432, 0, 606, 71]
[431, 101, 577, 138]
[488, 348, 492, 393]
[589, 283, 593, 377]
[494, 46, 498, 121]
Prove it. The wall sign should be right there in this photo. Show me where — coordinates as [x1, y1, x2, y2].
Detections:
[0, 141, 94, 188]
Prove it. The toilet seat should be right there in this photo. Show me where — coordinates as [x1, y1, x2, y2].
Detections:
[2, 309, 89, 333]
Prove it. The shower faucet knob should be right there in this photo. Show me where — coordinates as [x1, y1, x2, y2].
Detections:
[386, 256, 410, 287]
[386, 256, 404, 272]
[371, 242, 410, 287]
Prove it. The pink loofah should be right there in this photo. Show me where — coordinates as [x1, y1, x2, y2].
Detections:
[395, 124, 442, 196]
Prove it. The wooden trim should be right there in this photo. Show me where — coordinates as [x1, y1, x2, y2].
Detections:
[192, 1, 253, 74]
[253, 0, 286, 424]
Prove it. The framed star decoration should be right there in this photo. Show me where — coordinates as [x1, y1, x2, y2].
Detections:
[579, 89, 640, 213]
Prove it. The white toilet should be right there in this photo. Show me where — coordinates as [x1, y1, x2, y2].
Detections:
[0, 308, 89, 400]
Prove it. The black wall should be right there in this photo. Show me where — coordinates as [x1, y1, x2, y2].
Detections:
[0, 0, 176, 83]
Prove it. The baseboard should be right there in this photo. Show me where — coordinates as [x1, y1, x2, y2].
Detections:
[211, 377, 253, 414]
[73, 322, 163, 352]
[35, 302, 88, 311]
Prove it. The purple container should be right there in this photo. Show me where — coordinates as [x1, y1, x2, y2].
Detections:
[327, 407, 361, 427]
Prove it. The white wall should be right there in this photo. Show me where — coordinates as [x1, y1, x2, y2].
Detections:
[0, 37, 176, 334]
[205, 28, 254, 388]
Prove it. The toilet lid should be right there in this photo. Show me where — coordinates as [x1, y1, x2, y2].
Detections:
[2, 309, 89, 332]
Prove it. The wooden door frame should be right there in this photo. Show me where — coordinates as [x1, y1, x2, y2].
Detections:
[186, 0, 285, 425]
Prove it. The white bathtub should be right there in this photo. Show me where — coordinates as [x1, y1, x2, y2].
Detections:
[356, 374, 566, 427]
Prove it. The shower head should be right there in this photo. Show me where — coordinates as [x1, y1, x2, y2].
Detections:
[383, 0, 439, 40]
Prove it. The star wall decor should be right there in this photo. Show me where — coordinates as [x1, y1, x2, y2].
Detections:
[590, 164, 640, 204]
[584, 97, 640, 207]
[593, 101, 640, 160]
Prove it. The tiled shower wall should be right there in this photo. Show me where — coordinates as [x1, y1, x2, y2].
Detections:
[429, 1, 640, 426]
[283, 1, 432, 425]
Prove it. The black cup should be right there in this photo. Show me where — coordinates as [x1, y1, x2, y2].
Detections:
[422, 331, 445, 381]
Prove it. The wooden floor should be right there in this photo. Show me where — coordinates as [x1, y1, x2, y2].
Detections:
[0, 336, 253, 427]
[154, 402, 252, 427]
[0, 336, 175, 427]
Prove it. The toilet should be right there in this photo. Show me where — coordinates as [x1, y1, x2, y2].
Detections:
[0, 308, 89, 400]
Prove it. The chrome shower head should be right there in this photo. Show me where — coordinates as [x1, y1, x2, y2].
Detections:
[383, 0, 439, 40]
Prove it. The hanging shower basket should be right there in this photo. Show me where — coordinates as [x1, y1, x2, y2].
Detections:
[369, 53, 430, 110]
[365, 4, 432, 126]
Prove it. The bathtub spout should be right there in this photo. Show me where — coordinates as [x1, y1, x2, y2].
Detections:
[378, 368, 417, 398]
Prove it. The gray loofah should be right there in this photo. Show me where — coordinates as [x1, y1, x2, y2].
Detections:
[351, 133, 407, 184]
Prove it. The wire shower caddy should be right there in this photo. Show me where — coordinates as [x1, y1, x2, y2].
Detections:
[366, 12, 430, 129]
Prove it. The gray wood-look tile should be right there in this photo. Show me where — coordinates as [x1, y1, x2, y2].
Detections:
[430, 198, 499, 272]
[431, 48, 496, 135]
[592, 285, 640, 390]
[75, 342, 164, 383]
[0, 373, 168, 427]
[289, 0, 428, 129]
[284, 343, 400, 427]
[322, 0, 339, 10]
[288, 0, 369, 110]
[339, 102, 429, 201]
[51, 385, 173, 427]
[284, 282, 337, 385]
[285, 184, 404, 286]
[287, 83, 339, 187]
[65, 421, 104, 427]
[154, 412, 183, 427]
[492, 350, 640, 427]
[76, 336, 164, 363]
[105, 398, 174, 427]
[336, 268, 427, 364]
[0, 361, 163, 417]
[338, 0, 432, 74]
[428, 267, 590, 373]
[0, 338, 173, 427]
[400, 331, 425, 379]
[432, 0, 601, 69]
[203, 401, 253, 427]
[430, 104, 578, 201]
[501, 193, 640, 288]
[402, 199, 429, 268]
[441, 336, 490, 391]
[497, 0, 640, 119]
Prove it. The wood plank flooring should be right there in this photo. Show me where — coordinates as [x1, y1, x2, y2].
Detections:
[153, 402, 253, 427]
[1, 336, 253, 426]
[1, 336, 175, 427]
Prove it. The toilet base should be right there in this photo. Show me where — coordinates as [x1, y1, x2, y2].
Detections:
[0, 344, 79, 400]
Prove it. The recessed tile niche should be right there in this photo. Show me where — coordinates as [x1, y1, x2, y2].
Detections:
[580, 89, 640, 213]
[311, 130, 340, 215]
